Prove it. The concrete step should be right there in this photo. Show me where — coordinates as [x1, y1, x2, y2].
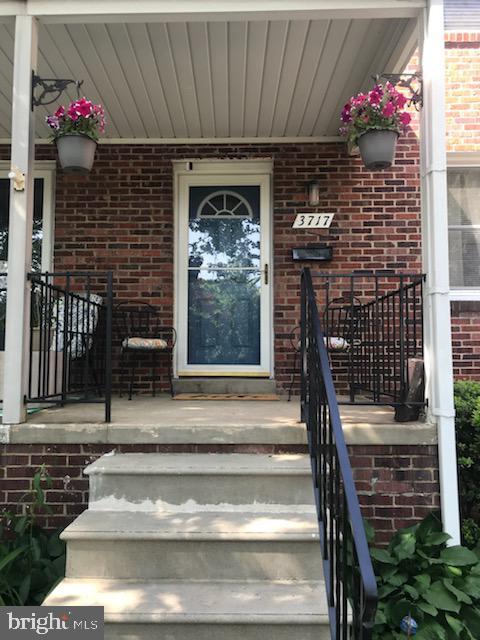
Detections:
[172, 377, 277, 395]
[62, 509, 322, 580]
[85, 453, 314, 511]
[44, 578, 331, 640]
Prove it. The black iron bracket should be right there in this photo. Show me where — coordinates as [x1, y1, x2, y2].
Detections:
[374, 73, 423, 110]
[31, 72, 84, 110]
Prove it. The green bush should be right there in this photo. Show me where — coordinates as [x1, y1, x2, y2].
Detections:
[0, 465, 66, 605]
[371, 512, 480, 640]
[454, 381, 480, 546]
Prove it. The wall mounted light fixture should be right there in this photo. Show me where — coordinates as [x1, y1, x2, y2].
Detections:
[308, 180, 322, 206]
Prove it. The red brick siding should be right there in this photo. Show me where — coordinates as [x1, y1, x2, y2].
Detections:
[451, 301, 480, 379]
[445, 32, 480, 153]
[1, 139, 422, 392]
[0, 443, 440, 543]
[350, 445, 441, 544]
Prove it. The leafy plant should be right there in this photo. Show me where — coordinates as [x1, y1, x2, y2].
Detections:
[371, 512, 480, 640]
[45, 98, 105, 141]
[0, 465, 66, 606]
[454, 380, 480, 546]
[339, 82, 412, 146]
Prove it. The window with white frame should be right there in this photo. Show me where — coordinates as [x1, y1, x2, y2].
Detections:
[448, 165, 480, 293]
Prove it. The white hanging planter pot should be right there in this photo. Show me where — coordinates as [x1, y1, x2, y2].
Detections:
[357, 129, 399, 170]
[55, 134, 97, 174]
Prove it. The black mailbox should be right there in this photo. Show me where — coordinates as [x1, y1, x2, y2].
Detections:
[292, 245, 333, 262]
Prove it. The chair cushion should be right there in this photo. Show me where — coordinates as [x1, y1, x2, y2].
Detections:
[324, 336, 350, 352]
[122, 337, 168, 350]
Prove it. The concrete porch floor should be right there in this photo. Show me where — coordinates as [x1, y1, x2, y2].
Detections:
[2, 396, 437, 446]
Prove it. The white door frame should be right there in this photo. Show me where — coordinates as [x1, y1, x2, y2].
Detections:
[173, 160, 273, 377]
[0, 161, 55, 272]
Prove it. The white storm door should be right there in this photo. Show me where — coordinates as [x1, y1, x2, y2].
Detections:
[176, 172, 272, 376]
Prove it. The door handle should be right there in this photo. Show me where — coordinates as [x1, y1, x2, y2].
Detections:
[264, 263, 269, 285]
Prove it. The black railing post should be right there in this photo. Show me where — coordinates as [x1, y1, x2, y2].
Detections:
[105, 272, 113, 423]
[300, 271, 307, 422]
[398, 275, 406, 403]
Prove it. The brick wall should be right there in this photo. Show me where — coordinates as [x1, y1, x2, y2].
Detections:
[0, 442, 440, 543]
[350, 445, 441, 544]
[445, 32, 480, 153]
[445, 32, 480, 379]
[1, 138, 422, 392]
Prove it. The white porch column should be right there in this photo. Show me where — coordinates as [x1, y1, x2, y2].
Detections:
[3, 15, 38, 424]
[420, 0, 460, 543]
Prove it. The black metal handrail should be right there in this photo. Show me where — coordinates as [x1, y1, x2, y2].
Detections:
[301, 267, 377, 639]
[27, 271, 113, 422]
[313, 271, 425, 407]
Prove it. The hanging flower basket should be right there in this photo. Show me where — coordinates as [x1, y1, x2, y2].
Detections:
[357, 129, 399, 170]
[46, 98, 105, 174]
[339, 82, 411, 171]
[55, 134, 97, 174]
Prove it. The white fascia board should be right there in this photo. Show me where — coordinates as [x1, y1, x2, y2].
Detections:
[0, 3, 25, 17]
[6, 0, 426, 21]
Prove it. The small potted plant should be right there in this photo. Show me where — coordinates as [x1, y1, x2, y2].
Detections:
[46, 98, 105, 174]
[340, 82, 411, 170]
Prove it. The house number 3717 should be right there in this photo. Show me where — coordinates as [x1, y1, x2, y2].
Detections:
[292, 213, 334, 229]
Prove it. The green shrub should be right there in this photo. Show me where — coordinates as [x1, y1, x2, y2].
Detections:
[371, 512, 480, 640]
[454, 381, 480, 546]
[0, 465, 66, 605]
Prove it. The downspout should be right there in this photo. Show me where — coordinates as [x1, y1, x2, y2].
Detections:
[419, 0, 461, 544]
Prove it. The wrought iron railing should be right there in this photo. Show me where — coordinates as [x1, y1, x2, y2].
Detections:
[301, 267, 377, 639]
[27, 271, 113, 421]
[313, 271, 425, 408]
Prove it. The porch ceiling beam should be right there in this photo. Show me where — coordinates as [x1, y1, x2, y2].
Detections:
[2, 0, 427, 22]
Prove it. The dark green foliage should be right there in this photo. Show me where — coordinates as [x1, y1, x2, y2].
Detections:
[454, 381, 480, 546]
[371, 512, 480, 640]
[0, 465, 66, 605]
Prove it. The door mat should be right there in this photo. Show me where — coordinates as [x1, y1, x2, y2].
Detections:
[173, 393, 280, 401]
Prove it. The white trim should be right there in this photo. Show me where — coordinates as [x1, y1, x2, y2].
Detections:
[0, 162, 55, 271]
[1, 1, 426, 21]
[0, 137, 344, 145]
[447, 152, 480, 167]
[450, 290, 480, 302]
[419, 0, 461, 545]
[3, 14, 38, 425]
[174, 161, 273, 377]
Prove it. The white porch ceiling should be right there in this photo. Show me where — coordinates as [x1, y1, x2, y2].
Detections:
[0, 17, 417, 141]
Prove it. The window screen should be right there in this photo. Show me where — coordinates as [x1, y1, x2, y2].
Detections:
[448, 168, 480, 289]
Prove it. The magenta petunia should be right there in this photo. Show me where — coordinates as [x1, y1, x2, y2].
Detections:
[399, 111, 411, 125]
[368, 90, 382, 106]
[54, 105, 65, 118]
[382, 102, 395, 117]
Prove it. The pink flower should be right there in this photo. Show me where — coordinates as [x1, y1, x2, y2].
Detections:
[394, 92, 407, 109]
[46, 115, 59, 130]
[382, 102, 395, 118]
[353, 93, 367, 106]
[368, 89, 382, 106]
[75, 97, 94, 118]
[54, 105, 65, 118]
[399, 111, 411, 126]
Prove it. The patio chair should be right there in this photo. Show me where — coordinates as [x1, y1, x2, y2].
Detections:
[115, 301, 176, 400]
